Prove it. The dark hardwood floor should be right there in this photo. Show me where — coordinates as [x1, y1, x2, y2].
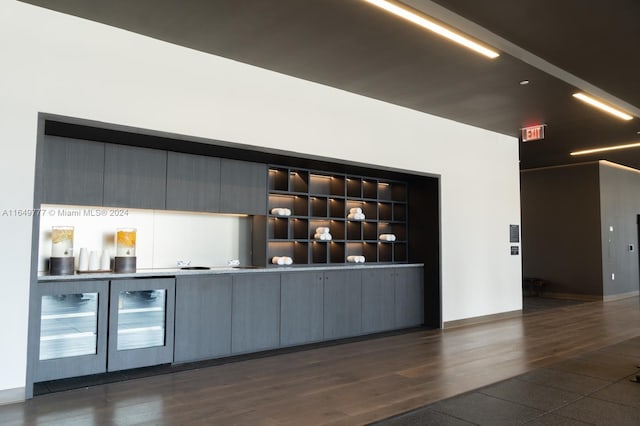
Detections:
[2, 297, 639, 425]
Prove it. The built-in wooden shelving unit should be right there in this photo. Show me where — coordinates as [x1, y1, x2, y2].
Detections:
[254, 166, 408, 266]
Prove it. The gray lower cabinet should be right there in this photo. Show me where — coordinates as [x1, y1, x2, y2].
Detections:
[103, 144, 167, 209]
[362, 268, 396, 333]
[33, 280, 109, 382]
[323, 270, 362, 340]
[220, 159, 267, 215]
[231, 272, 280, 354]
[166, 152, 221, 212]
[108, 278, 175, 372]
[395, 266, 424, 328]
[41, 136, 105, 206]
[174, 275, 232, 362]
[280, 271, 324, 346]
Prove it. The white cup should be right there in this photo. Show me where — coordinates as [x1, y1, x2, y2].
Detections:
[89, 251, 100, 271]
[78, 248, 89, 271]
[100, 250, 111, 271]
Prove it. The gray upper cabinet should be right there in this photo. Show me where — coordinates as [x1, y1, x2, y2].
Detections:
[166, 152, 221, 212]
[231, 272, 280, 354]
[395, 266, 424, 328]
[362, 268, 396, 333]
[323, 270, 362, 340]
[41, 136, 105, 206]
[280, 271, 324, 346]
[103, 144, 167, 209]
[174, 275, 232, 362]
[220, 159, 267, 215]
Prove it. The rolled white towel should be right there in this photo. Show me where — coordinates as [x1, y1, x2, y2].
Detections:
[314, 233, 332, 241]
[379, 234, 396, 242]
[347, 212, 365, 220]
[346, 255, 366, 263]
[272, 256, 294, 265]
[270, 207, 292, 216]
[349, 207, 362, 215]
[315, 226, 330, 234]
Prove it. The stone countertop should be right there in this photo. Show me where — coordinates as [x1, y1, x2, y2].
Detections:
[37, 263, 424, 282]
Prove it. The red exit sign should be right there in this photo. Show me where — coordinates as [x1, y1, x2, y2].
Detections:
[521, 125, 545, 142]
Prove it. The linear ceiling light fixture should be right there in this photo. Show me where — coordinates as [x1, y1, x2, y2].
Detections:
[362, 0, 499, 59]
[570, 141, 640, 156]
[572, 93, 634, 121]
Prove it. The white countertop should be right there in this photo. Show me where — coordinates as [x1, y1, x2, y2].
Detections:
[37, 263, 424, 282]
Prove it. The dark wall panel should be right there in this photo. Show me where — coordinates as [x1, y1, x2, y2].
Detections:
[520, 163, 603, 297]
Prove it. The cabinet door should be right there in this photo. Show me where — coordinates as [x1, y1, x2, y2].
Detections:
[166, 152, 221, 212]
[174, 275, 232, 362]
[103, 144, 167, 209]
[323, 270, 362, 340]
[362, 268, 396, 333]
[34, 280, 109, 382]
[220, 159, 267, 215]
[231, 273, 280, 354]
[108, 278, 175, 371]
[395, 267, 424, 328]
[280, 271, 324, 346]
[41, 136, 104, 205]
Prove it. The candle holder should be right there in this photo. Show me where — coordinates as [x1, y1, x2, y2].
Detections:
[49, 226, 74, 275]
[114, 228, 136, 273]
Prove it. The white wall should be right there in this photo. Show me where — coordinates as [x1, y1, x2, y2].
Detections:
[0, 0, 521, 396]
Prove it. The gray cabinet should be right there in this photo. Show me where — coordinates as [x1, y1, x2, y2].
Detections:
[323, 270, 362, 340]
[395, 267, 424, 328]
[280, 271, 324, 346]
[166, 152, 221, 212]
[174, 275, 232, 362]
[103, 144, 167, 209]
[231, 272, 280, 354]
[362, 268, 396, 333]
[220, 159, 267, 215]
[41, 136, 105, 206]
[33, 280, 109, 382]
[108, 278, 175, 372]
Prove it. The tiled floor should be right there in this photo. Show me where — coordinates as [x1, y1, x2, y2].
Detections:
[376, 337, 640, 425]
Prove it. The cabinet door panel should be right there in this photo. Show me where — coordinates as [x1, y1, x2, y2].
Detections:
[104, 145, 167, 209]
[362, 268, 395, 333]
[231, 273, 280, 353]
[34, 280, 109, 382]
[280, 271, 324, 346]
[108, 278, 175, 371]
[323, 270, 362, 340]
[395, 267, 424, 328]
[41, 136, 104, 205]
[174, 275, 232, 362]
[166, 152, 221, 212]
[220, 159, 267, 215]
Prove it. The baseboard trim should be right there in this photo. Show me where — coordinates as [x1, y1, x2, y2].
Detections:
[443, 309, 522, 329]
[604, 290, 640, 302]
[0, 387, 25, 405]
[541, 292, 602, 302]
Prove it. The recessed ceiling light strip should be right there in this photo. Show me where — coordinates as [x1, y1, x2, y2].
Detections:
[571, 141, 640, 156]
[362, 0, 499, 59]
[572, 93, 634, 121]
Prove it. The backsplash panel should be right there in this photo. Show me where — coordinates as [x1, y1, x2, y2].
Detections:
[38, 204, 251, 272]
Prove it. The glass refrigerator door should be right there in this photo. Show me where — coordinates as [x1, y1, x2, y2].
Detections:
[108, 278, 175, 372]
[40, 293, 99, 360]
[34, 280, 109, 383]
[116, 290, 167, 351]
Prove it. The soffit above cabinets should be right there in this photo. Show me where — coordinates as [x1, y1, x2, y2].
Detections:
[20, 0, 640, 170]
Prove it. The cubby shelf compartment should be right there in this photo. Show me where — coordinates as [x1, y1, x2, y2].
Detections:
[256, 166, 410, 267]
